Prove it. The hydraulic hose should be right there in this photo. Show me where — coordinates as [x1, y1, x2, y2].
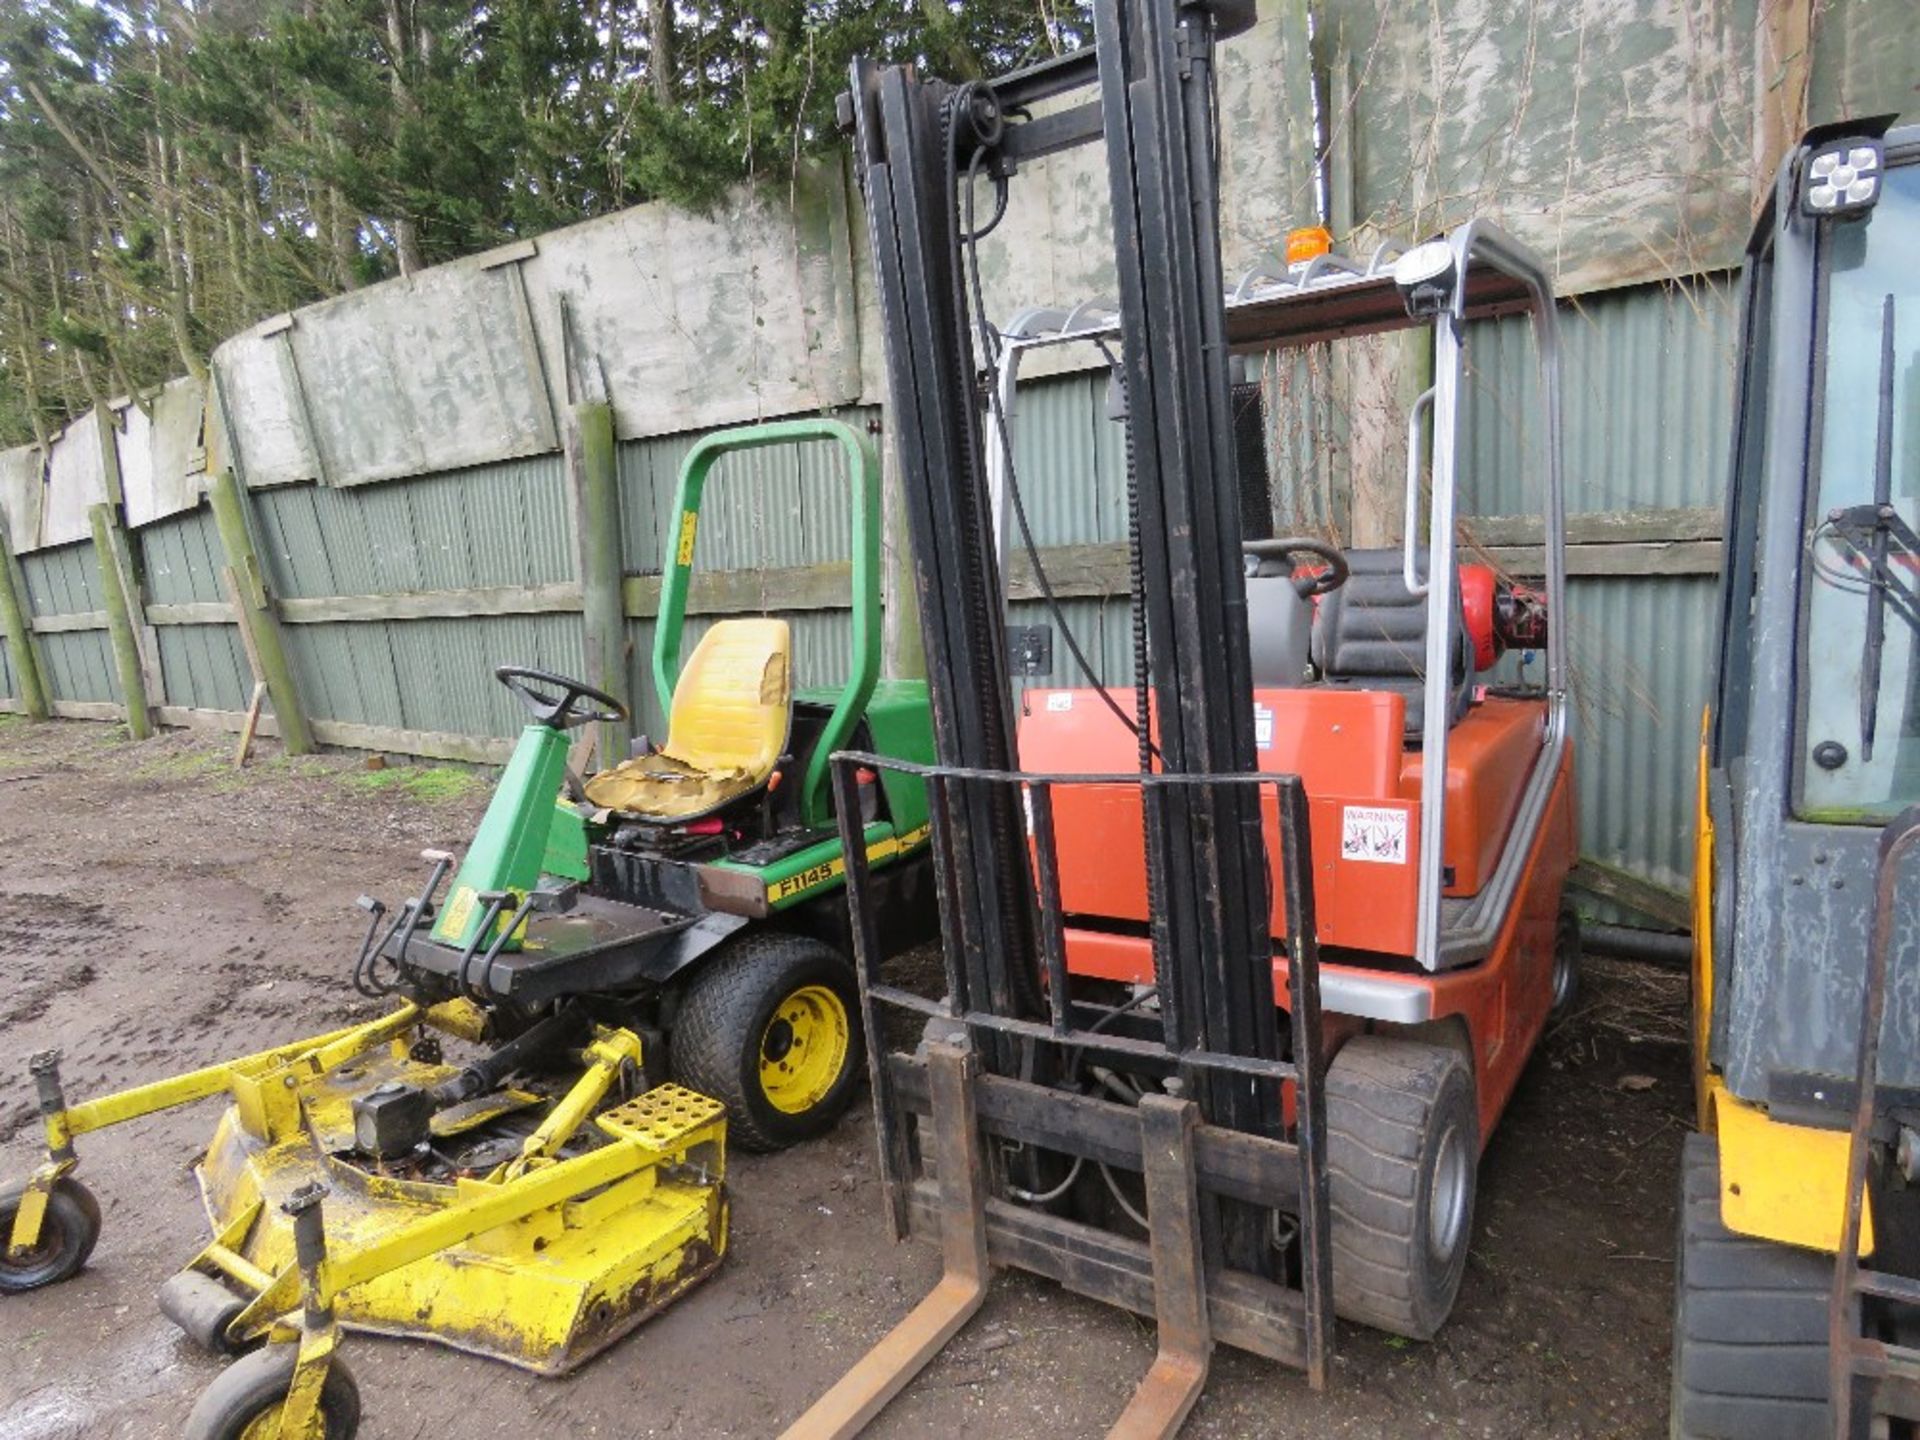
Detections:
[429, 1003, 586, 1109]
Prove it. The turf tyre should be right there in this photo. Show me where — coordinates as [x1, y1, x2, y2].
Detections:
[0, 1178, 101, 1293]
[1325, 1036, 1479, 1339]
[670, 931, 864, 1152]
[183, 1344, 361, 1440]
[1670, 1132, 1830, 1439]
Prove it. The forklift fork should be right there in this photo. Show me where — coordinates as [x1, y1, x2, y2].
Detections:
[783, 1045, 1219, 1440]
[780, 1043, 989, 1439]
[782, 757, 1333, 1440]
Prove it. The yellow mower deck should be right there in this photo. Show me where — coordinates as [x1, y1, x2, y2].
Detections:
[188, 1049, 727, 1373]
[7, 1003, 729, 1434]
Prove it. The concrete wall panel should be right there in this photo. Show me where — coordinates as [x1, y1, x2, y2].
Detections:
[215, 322, 322, 489]
[0, 444, 42, 550]
[120, 377, 209, 528]
[286, 259, 557, 488]
[39, 412, 110, 549]
[521, 161, 861, 438]
[1321, 0, 1752, 293]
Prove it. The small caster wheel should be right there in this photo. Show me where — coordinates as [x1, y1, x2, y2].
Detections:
[0, 1177, 102, 1293]
[184, 1344, 362, 1440]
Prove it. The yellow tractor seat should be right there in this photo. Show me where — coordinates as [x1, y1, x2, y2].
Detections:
[584, 618, 793, 822]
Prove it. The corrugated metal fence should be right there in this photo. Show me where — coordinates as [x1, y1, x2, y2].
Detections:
[0, 275, 1736, 916]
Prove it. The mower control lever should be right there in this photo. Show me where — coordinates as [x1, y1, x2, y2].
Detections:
[494, 665, 629, 730]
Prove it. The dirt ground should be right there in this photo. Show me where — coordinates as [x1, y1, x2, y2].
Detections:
[0, 716, 1692, 1439]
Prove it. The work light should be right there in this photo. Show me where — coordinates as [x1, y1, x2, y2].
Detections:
[1393, 240, 1458, 319]
[1803, 137, 1884, 218]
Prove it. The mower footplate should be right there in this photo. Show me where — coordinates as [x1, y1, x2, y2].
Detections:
[394, 894, 710, 1004]
[597, 1084, 727, 1151]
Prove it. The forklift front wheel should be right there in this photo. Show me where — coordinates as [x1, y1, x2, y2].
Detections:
[183, 1344, 362, 1440]
[0, 1178, 101, 1294]
[1324, 1037, 1479, 1340]
[670, 932, 865, 1152]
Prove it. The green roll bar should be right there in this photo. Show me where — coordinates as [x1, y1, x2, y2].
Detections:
[651, 418, 881, 831]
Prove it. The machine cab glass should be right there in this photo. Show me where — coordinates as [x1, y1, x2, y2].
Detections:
[1800, 158, 1920, 819]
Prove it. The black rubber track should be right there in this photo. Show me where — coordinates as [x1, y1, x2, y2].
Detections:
[669, 930, 864, 1153]
[1670, 1132, 1831, 1439]
[1324, 1036, 1479, 1340]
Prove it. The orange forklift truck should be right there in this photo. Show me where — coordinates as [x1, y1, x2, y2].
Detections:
[783, 6, 1580, 1432]
[1006, 232, 1578, 1340]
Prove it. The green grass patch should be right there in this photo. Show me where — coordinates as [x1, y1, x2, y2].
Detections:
[341, 764, 488, 804]
[134, 748, 229, 782]
[259, 751, 343, 780]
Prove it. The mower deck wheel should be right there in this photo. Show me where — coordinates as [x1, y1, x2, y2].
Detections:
[1670, 1133, 1830, 1439]
[670, 931, 864, 1152]
[0, 1177, 101, 1294]
[1324, 1036, 1478, 1340]
[183, 1343, 361, 1440]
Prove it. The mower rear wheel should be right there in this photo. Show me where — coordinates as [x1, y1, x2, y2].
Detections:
[670, 931, 864, 1152]
[184, 1344, 361, 1440]
[1670, 1133, 1830, 1439]
[1325, 1036, 1479, 1340]
[0, 1177, 101, 1293]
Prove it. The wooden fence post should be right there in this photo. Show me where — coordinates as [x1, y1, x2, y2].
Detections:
[88, 503, 154, 739]
[0, 515, 49, 720]
[207, 468, 315, 755]
[565, 401, 632, 761]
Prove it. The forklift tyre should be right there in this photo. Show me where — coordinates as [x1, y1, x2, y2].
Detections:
[1551, 911, 1582, 1018]
[0, 1177, 101, 1294]
[1325, 1037, 1477, 1340]
[670, 931, 865, 1153]
[1670, 1133, 1829, 1440]
[184, 1344, 361, 1440]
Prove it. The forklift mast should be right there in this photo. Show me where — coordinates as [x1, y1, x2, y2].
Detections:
[846, 0, 1280, 1197]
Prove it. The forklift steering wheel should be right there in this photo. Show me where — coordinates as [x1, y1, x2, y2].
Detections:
[1244, 537, 1350, 599]
[495, 666, 628, 731]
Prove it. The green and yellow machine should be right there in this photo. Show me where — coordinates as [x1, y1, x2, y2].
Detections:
[0, 418, 934, 1439]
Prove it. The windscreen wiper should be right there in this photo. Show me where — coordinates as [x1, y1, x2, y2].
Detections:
[1825, 294, 1920, 761]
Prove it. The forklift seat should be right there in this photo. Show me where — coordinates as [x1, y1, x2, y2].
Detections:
[1310, 548, 1472, 740]
[583, 618, 793, 821]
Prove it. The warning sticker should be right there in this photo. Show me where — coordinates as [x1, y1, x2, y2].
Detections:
[1253, 703, 1274, 750]
[1341, 805, 1409, 865]
[1045, 692, 1074, 712]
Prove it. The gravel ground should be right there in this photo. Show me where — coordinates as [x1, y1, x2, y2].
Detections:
[0, 717, 1691, 1438]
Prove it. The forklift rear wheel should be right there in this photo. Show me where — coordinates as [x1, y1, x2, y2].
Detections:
[671, 932, 865, 1152]
[1325, 1037, 1478, 1340]
[0, 1177, 101, 1293]
[1551, 911, 1582, 1017]
[1670, 1133, 1829, 1439]
[183, 1344, 361, 1440]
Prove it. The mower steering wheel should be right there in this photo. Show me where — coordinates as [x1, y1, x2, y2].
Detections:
[495, 666, 628, 731]
[1243, 537, 1351, 599]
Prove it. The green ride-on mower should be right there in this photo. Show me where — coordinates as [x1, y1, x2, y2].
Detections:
[0, 417, 934, 1438]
